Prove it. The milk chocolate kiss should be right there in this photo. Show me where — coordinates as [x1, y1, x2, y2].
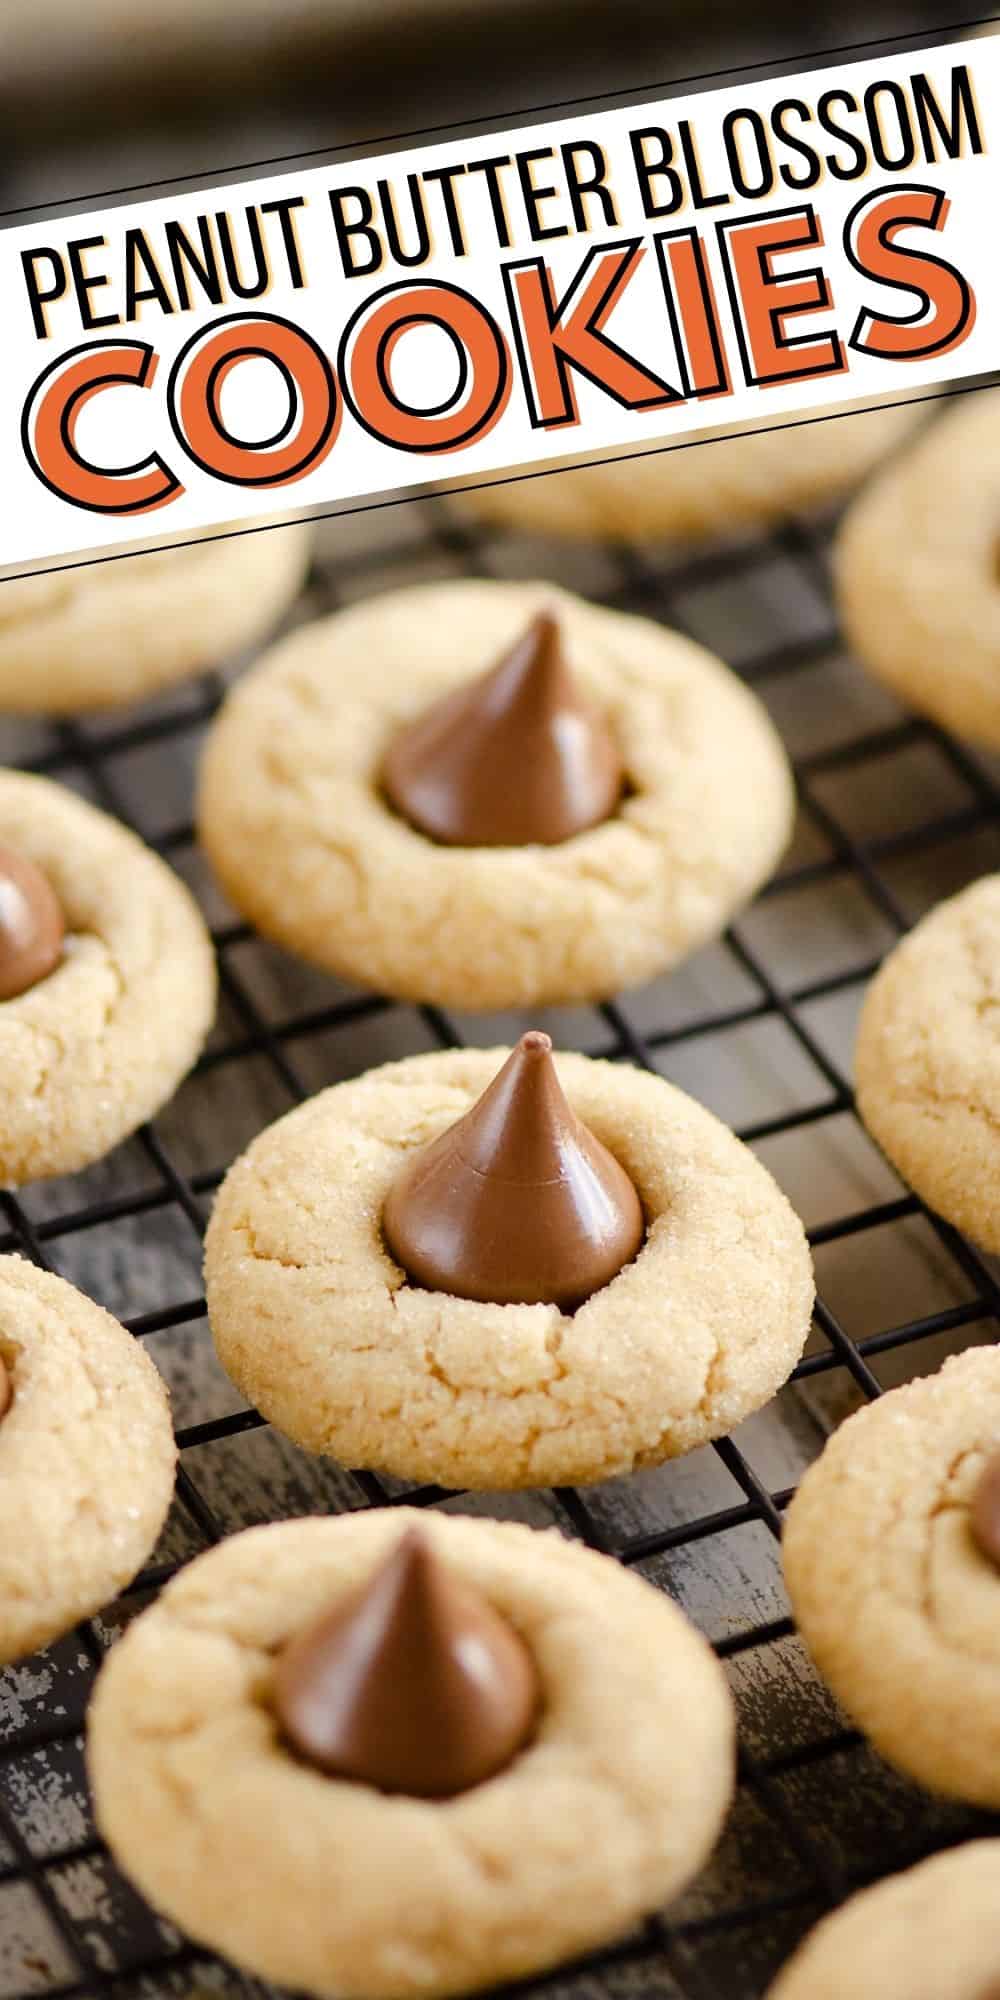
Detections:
[381, 611, 624, 846]
[382, 1030, 645, 1309]
[971, 1447, 1000, 1568]
[273, 1529, 539, 1796]
[0, 1358, 12, 1423]
[0, 846, 64, 1001]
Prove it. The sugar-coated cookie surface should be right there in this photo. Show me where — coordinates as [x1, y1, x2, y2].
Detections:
[197, 578, 794, 1009]
[88, 1510, 735, 2000]
[855, 875, 1000, 1250]
[455, 404, 923, 544]
[836, 391, 1000, 745]
[766, 1841, 1000, 2000]
[204, 1045, 814, 1489]
[0, 1255, 175, 1661]
[0, 771, 216, 1183]
[0, 522, 311, 712]
[784, 1348, 1000, 1807]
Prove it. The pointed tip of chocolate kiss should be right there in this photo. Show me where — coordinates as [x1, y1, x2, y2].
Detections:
[380, 610, 624, 847]
[382, 1032, 645, 1308]
[510, 611, 562, 693]
[519, 1028, 552, 1055]
[273, 1528, 540, 1797]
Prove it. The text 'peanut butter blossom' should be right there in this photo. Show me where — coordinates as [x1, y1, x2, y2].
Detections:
[971, 1448, 1000, 1568]
[0, 846, 64, 1001]
[273, 1529, 539, 1796]
[383, 1030, 645, 1308]
[381, 611, 624, 847]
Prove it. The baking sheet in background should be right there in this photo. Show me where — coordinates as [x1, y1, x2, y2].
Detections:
[0, 437, 996, 1999]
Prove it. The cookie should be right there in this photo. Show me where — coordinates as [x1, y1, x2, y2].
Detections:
[784, 1347, 1000, 1806]
[88, 1510, 735, 2000]
[196, 578, 794, 1010]
[835, 391, 1000, 745]
[0, 1254, 175, 1661]
[767, 1842, 1000, 2000]
[0, 770, 216, 1183]
[0, 520, 311, 711]
[855, 875, 1000, 1251]
[204, 1041, 814, 1490]
[454, 403, 923, 545]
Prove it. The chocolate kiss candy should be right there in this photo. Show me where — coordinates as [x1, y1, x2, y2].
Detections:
[0, 845, 64, 1001]
[971, 1446, 1000, 1569]
[382, 1030, 645, 1308]
[381, 610, 624, 846]
[273, 1528, 540, 1796]
[0, 1357, 12, 1423]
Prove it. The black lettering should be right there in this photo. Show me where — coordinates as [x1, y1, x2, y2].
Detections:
[214, 209, 270, 300]
[67, 235, 117, 332]
[261, 196, 307, 287]
[516, 147, 569, 242]
[124, 230, 174, 319]
[328, 186, 383, 277]
[817, 89, 868, 180]
[865, 81, 917, 171]
[722, 108, 775, 199]
[422, 164, 468, 256]
[465, 157, 513, 249]
[912, 63, 983, 161]
[561, 140, 618, 229]
[772, 99, 822, 190]
[377, 175, 431, 267]
[678, 121, 730, 209]
[21, 247, 66, 339]
[629, 127, 684, 218]
[165, 216, 224, 311]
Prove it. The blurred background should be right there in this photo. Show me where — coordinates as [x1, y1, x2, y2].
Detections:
[2, 0, 983, 210]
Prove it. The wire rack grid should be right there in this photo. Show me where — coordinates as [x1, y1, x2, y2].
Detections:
[0, 434, 998, 2000]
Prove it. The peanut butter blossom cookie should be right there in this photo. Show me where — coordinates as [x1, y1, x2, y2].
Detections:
[0, 520, 311, 711]
[197, 579, 794, 1010]
[855, 875, 1000, 1252]
[88, 1510, 735, 2000]
[0, 1254, 175, 1661]
[0, 770, 215, 1182]
[836, 391, 1000, 746]
[455, 403, 922, 544]
[204, 1034, 814, 1489]
[784, 1347, 1000, 1807]
[766, 1841, 1000, 2000]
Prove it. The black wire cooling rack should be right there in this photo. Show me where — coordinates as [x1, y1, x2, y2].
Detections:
[0, 446, 999, 2000]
